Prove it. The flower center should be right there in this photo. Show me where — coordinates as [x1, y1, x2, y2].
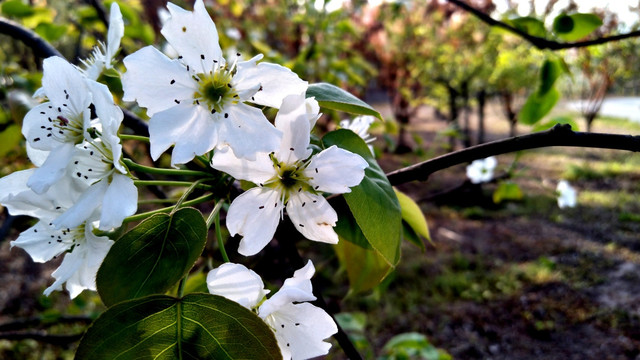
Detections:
[194, 66, 238, 114]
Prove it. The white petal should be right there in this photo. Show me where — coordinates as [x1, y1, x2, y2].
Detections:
[41, 57, 91, 116]
[86, 80, 123, 135]
[122, 46, 197, 116]
[218, 103, 281, 160]
[206, 263, 269, 309]
[234, 61, 307, 109]
[149, 103, 219, 166]
[105, 2, 124, 67]
[45, 225, 113, 298]
[99, 174, 137, 230]
[53, 180, 107, 229]
[304, 146, 367, 194]
[27, 142, 76, 194]
[26, 143, 49, 167]
[287, 193, 339, 244]
[226, 187, 283, 256]
[210, 147, 275, 184]
[259, 260, 316, 318]
[10, 222, 70, 262]
[162, 0, 222, 74]
[22, 103, 62, 150]
[263, 302, 337, 360]
[274, 93, 313, 163]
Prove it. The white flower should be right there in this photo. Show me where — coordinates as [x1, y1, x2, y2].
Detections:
[340, 115, 376, 154]
[121, 0, 307, 166]
[53, 132, 138, 231]
[207, 261, 338, 360]
[0, 169, 113, 298]
[79, 2, 124, 80]
[466, 156, 497, 184]
[22, 56, 124, 194]
[210, 93, 368, 256]
[556, 180, 577, 208]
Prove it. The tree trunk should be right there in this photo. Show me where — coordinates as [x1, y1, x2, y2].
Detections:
[393, 92, 414, 154]
[476, 90, 486, 144]
[447, 86, 459, 150]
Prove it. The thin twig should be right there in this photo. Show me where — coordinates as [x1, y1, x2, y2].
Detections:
[447, 0, 640, 50]
[0, 16, 63, 59]
[386, 124, 640, 185]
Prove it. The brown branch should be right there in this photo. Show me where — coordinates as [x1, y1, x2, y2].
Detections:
[386, 124, 640, 185]
[0, 16, 63, 59]
[447, 0, 640, 50]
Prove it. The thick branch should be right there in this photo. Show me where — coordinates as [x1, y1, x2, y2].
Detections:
[0, 17, 63, 59]
[386, 124, 640, 185]
[447, 0, 640, 50]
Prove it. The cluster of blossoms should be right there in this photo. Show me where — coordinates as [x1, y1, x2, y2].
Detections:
[0, 3, 136, 298]
[0, 1, 369, 358]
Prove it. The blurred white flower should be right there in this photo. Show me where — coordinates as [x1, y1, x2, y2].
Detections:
[340, 115, 375, 154]
[556, 180, 577, 208]
[207, 261, 338, 360]
[466, 156, 497, 184]
[225, 27, 242, 40]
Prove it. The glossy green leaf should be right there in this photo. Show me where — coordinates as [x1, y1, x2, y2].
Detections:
[533, 116, 580, 132]
[507, 16, 546, 38]
[518, 87, 560, 125]
[323, 129, 402, 267]
[97, 207, 208, 306]
[553, 13, 602, 41]
[394, 188, 430, 251]
[334, 235, 393, 294]
[75, 293, 281, 359]
[1, 0, 34, 17]
[307, 83, 382, 120]
[493, 182, 523, 204]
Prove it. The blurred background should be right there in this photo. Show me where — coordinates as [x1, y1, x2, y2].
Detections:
[1, 0, 640, 358]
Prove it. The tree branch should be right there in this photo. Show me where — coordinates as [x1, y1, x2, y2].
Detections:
[0, 16, 63, 59]
[447, 0, 640, 50]
[386, 124, 640, 185]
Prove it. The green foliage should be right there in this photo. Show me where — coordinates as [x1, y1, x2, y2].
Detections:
[1, 0, 34, 18]
[34, 23, 68, 42]
[493, 182, 524, 204]
[507, 16, 547, 38]
[75, 294, 281, 359]
[553, 13, 603, 42]
[519, 87, 560, 125]
[533, 116, 580, 132]
[334, 235, 393, 294]
[395, 188, 430, 251]
[380, 333, 451, 360]
[323, 130, 402, 267]
[307, 83, 382, 120]
[0, 125, 22, 158]
[97, 208, 208, 306]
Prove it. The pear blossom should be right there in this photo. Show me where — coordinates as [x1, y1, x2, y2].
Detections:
[207, 261, 338, 359]
[79, 2, 124, 80]
[122, 0, 307, 166]
[556, 180, 577, 208]
[340, 115, 376, 154]
[466, 156, 497, 184]
[0, 169, 113, 298]
[210, 93, 368, 256]
[22, 56, 124, 194]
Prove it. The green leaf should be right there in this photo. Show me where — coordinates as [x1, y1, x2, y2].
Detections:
[394, 188, 429, 250]
[97, 207, 208, 307]
[382, 333, 451, 360]
[538, 58, 563, 95]
[553, 13, 602, 41]
[533, 116, 579, 132]
[1, 0, 34, 18]
[518, 87, 560, 125]
[323, 129, 402, 266]
[75, 293, 281, 359]
[493, 182, 523, 204]
[334, 235, 393, 294]
[34, 23, 68, 42]
[307, 83, 382, 120]
[507, 16, 546, 38]
[0, 125, 22, 157]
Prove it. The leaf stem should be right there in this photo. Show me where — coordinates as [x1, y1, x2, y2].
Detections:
[206, 201, 229, 262]
[123, 158, 213, 178]
[119, 134, 150, 143]
[172, 179, 207, 214]
[133, 180, 211, 189]
[123, 193, 215, 223]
